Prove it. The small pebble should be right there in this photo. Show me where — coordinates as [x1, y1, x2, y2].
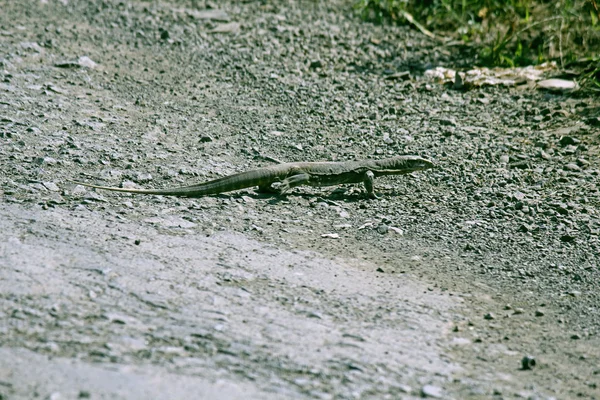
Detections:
[537, 78, 577, 92]
[521, 355, 536, 370]
[438, 117, 457, 127]
[397, 384, 412, 393]
[517, 223, 532, 233]
[376, 224, 389, 234]
[559, 136, 580, 146]
[388, 226, 404, 235]
[33, 156, 57, 165]
[421, 384, 443, 398]
[42, 182, 60, 191]
[135, 173, 153, 183]
[309, 60, 323, 69]
[560, 234, 575, 243]
[78, 56, 97, 69]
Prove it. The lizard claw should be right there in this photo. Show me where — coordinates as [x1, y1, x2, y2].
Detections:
[276, 182, 291, 195]
[269, 181, 290, 195]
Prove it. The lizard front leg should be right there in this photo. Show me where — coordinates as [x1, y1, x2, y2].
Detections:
[363, 170, 379, 199]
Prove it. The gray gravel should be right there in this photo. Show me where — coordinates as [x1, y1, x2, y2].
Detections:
[1, 0, 599, 399]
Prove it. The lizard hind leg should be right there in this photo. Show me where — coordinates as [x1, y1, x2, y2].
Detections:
[278, 173, 311, 194]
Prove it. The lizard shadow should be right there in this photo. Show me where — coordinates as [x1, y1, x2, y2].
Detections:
[217, 187, 400, 204]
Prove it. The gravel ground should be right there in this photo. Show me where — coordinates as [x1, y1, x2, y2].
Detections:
[1, 0, 599, 399]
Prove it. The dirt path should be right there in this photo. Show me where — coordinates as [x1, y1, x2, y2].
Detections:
[1, 1, 599, 399]
[0, 203, 461, 399]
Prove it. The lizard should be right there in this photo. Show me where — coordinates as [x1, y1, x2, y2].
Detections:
[70, 155, 433, 199]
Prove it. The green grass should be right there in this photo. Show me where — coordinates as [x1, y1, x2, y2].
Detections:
[354, 0, 600, 69]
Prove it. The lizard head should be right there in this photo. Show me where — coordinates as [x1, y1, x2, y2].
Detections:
[371, 155, 434, 175]
[408, 155, 434, 170]
[393, 155, 434, 172]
